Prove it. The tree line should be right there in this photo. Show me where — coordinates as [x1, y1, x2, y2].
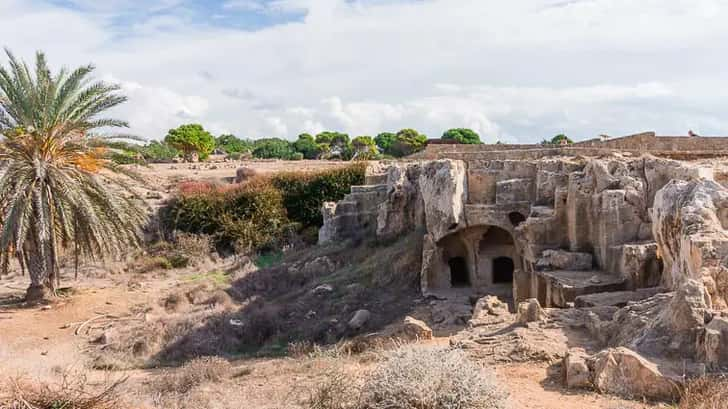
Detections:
[107, 124, 488, 163]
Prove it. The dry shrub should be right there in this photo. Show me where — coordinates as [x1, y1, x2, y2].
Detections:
[163, 291, 191, 312]
[202, 289, 233, 308]
[680, 375, 728, 409]
[1, 371, 127, 409]
[175, 232, 213, 259]
[151, 356, 232, 394]
[132, 255, 172, 274]
[310, 370, 359, 409]
[309, 346, 508, 409]
[93, 295, 281, 368]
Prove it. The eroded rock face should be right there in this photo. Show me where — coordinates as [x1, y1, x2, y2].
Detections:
[651, 178, 728, 308]
[320, 154, 728, 400]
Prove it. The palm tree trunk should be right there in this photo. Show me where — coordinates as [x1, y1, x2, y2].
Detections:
[22, 232, 55, 302]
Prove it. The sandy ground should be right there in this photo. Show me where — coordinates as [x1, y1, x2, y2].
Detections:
[0, 270, 669, 409]
[127, 159, 354, 185]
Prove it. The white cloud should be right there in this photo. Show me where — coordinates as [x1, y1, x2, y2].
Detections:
[2, 0, 728, 142]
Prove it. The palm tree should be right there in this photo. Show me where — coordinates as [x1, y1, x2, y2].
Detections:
[0, 49, 147, 301]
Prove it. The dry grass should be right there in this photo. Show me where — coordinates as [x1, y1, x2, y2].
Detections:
[148, 357, 232, 409]
[679, 375, 728, 409]
[309, 345, 509, 409]
[174, 232, 214, 260]
[1, 371, 128, 409]
[150, 356, 232, 394]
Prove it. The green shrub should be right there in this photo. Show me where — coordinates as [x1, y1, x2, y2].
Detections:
[161, 164, 365, 252]
[271, 163, 366, 227]
[161, 180, 290, 252]
[167, 254, 190, 268]
[141, 141, 179, 163]
[110, 151, 143, 165]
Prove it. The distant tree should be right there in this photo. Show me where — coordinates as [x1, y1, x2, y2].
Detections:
[375, 132, 397, 154]
[164, 124, 215, 161]
[550, 134, 573, 145]
[142, 141, 179, 162]
[442, 128, 481, 144]
[252, 138, 295, 159]
[293, 133, 321, 159]
[315, 131, 351, 160]
[351, 136, 379, 159]
[390, 128, 427, 157]
[216, 134, 252, 154]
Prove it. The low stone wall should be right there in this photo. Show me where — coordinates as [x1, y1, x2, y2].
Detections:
[575, 132, 728, 152]
[413, 143, 728, 161]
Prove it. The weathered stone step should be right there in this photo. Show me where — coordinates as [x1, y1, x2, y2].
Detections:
[574, 287, 664, 308]
[536, 269, 626, 308]
[350, 184, 388, 194]
[334, 200, 359, 214]
[364, 174, 388, 185]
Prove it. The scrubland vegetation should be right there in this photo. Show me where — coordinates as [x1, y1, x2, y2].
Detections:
[310, 346, 509, 409]
[161, 163, 366, 252]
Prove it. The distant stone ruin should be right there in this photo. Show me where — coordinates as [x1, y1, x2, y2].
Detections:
[319, 132, 728, 400]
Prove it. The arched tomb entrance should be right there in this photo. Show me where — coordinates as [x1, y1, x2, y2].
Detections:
[426, 225, 522, 296]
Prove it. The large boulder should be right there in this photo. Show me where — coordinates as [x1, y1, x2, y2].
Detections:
[563, 349, 590, 389]
[388, 316, 433, 340]
[348, 309, 371, 330]
[516, 298, 545, 325]
[588, 347, 681, 401]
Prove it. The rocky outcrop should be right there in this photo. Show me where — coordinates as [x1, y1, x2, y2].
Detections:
[320, 154, 728, 400]
[651, 178, 728, 307]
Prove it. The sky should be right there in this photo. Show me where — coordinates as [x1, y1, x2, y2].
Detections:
[3, 0, 728, 143]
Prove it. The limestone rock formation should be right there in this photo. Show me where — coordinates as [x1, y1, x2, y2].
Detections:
[389, 316, 433, 340]
[589, 347, 681, 401]
[319, 150, 728, 401]
[651, 178, 728, 307]
[516, 299, 545, 325]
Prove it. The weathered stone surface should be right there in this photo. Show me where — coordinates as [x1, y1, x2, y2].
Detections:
[536, 249, 593, 271]
[348, 309, 371, 330]
[496, 178, 534, 204]
[588, 347, 681, 401]
[651, 178, 728, 308]
[418, 160, 467, 242]
[697, 316, 728, 369]
[574, 288, 663, 308]
[472, 295, 510, 320]
[389, 316, 433, 340]
[516, 298, 545, 325]
[563, 349, 590, 388]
